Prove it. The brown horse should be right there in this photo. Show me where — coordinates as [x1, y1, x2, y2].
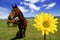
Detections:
[9, 4, 27, 40]
[7, 15, 19, 27]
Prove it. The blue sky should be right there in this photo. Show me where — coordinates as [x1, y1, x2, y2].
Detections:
[0, 0, 60, 19]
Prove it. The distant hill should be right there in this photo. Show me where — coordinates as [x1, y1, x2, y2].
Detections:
[26, 17, 34, 19]
[26, 16, 60, 19]
[54, 16, 60, 18]
[0, 16, 60, 20]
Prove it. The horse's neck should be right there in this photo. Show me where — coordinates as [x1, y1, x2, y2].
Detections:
[18, 14, 25, 21]
[18, 10, 25, 21]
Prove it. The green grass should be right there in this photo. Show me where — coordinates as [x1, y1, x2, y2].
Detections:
[0, 19, 60, 40]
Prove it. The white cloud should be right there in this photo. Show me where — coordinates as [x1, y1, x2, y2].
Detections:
[18, 6, 29, 13]
[23, 2, 29, 6]
[0, 7, 10, 19]
[0, 15, 8, 19]
[20, 2, 29, 6]
[20, 0, 45, 13]
[0, 7, 10, 14]
[29, 3, 40, 11]
[20, 2, 23, 5]
[23, 2, 40, 11]
[40, 0, 45, 2]
[24, 0, 45, 3]
[24, 0, 40, 3]
[19, 2, 40, 13]
[46, 3, 56, 9]
[23, 3, 40, 13]
[30, 9, 35, 13]
[42, 4, 47, 7]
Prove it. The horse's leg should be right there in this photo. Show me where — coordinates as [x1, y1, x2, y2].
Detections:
[12, 23, 15, 27]
[19, 26, 26, 38]
[16, 29, 23, 38]
[8, 23, 9, 27]
[11, 29, 23, 40]
[14, 22, 17, 27]
[11, 31, 20, 40]
[7, 22, 9, 27]
[13, 22, 17, 27]
[23, 27, 26, 38]
[22, 28, 26, 40]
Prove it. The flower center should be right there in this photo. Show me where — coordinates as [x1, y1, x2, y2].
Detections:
[43, 21, 49, 27]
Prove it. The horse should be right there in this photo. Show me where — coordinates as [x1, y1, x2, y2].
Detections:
[9, 4, 27, 40]
[7, 15, 19, 27]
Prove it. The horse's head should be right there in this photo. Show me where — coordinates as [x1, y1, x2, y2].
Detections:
[9, 4, 20, 19]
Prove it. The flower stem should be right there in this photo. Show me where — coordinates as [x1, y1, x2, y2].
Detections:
[44, 34, 46, 40]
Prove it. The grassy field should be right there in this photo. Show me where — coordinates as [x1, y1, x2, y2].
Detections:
[0, 19, 60, 40]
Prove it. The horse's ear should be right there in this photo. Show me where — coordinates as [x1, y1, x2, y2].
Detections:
[15, 4, 17, 8]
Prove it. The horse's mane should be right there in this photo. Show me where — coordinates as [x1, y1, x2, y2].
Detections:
[19, 9, 24, 16]
[17, 7, 25, 20]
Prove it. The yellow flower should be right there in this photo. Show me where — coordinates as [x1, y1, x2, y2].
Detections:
[33, 12, 58, 36]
